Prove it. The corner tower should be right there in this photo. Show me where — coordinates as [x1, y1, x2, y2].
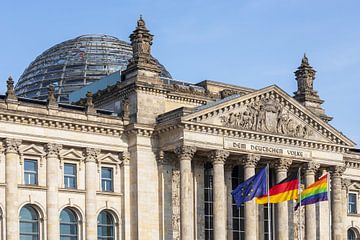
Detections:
[294, 54, 332, 122]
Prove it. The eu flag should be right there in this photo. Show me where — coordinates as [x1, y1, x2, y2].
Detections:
[231, 167, 267, 207]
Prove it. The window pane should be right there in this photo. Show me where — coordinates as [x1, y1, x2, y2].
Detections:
[20, 206, 39, 240]
[101, 168, 113, 192]
[64, 164, 76, 175]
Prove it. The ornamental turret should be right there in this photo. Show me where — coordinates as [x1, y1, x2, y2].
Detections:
[294, 54, 332, 122]
[122, 16, 161, 84]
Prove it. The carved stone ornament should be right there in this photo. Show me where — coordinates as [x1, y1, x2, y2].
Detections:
[84, 148, 100, 162]
[47, 84, 57, 106]
[331, 165, 346, 178]
[119, 151, 130, 166]
[46, 143, 62, 157]
[6, 76, 17, 101]
[4, 138, 22, 154]
[341, 178, 351, 191]
[305, 161, 320, 174]
[219, 94, 313, 138]
[174, 146, 196, 161]
[274, 158, 292, 172]
[241, 154, 261, 168]
[208, 150, 229, 165]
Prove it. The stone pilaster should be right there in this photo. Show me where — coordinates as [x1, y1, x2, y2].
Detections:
[209, 150, 229, 240]
[85, 147, 100, 240]
[304, 161, 320, 240]
[175, 145, 196, 240]
[330, 165, 346, 240]
[120, 151, 131, 240]
[46, 143, 62, 240]
[4, 138, 21, 240]
[274, 158, 292, 240]
[241, 154, 260, 240]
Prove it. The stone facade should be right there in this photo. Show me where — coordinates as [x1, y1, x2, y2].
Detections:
[0, 17, 359, 240]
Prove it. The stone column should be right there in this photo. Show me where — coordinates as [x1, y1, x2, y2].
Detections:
[331, 165, 346, 240]
[46, 143, 62, 240]
[175, 145, 196, 240]
[4, 138, 21, 240]
[209, 150, 229, 240]
[274, 158, 292, 240]
[85, 148, 100, 240]
[241, 154, 260, 240]
[304, 161, 319, 240]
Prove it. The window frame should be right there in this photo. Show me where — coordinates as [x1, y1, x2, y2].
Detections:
[348, 192, 358, 214]
[24, 159, 38, 185]
[60, 208, 79, 240]
[101, 167, 114, 192]
[97, 210, 116, 240]
[64, 163, 77, 189]
[19, 205, 41, 240]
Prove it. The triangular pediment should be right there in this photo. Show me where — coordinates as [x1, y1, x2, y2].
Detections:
[98, 153, 120, 164]
[20, 144, 46, 156]
[182, 85, 355, 147]
[61, 149, 84, 160]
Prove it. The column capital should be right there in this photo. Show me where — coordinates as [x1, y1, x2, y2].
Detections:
[84, 148, 100, 163]
[120, 151, 130, 166]
[305, 161, 320, 175]
[330, 165, 346, 178]
[174, 145, 196, 161]
[241, 154, 260, 168]
[209, 150, 229, 165]
[45, 143, 62, 157]
[274, 158, 292, 172]
[4, 138, 21, 154]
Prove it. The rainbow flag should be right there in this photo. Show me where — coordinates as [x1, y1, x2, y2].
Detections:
[256, 172, 299, 204]
[295, 174, 328, 210]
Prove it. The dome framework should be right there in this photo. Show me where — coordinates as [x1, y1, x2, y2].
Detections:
[15, 34, 171, 102]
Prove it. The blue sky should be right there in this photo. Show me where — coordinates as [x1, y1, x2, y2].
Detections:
[0, 0, 359, 145]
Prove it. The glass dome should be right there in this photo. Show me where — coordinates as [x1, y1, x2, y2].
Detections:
[15, 34, 172, 102]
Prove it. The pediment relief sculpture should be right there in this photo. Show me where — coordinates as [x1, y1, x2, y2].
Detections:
[219, 95, 313, 138]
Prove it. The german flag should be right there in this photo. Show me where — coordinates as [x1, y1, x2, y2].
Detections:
[256, 172, 299, 204]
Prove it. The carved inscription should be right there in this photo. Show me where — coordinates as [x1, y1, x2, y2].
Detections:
[225, 139, 311, 159]
[220, 95, 312, 138]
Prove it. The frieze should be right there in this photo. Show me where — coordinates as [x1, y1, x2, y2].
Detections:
[224, 138, 311, 159]
[220, 95, 313, 138]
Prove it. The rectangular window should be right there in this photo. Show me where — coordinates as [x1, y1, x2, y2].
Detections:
[204, 163, 213, 240]
[101, 167, 113, 192]
[24, 160, 38, 185]
[64, 163, 77, 189]
[349, 193, 357, 214]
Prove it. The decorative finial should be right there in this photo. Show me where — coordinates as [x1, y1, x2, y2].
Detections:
[85, 91, 96, 114]
[301, 53, 309, 66]
[6, 76, 17, 101]
[47, 84, 57, 106]
[137, 15, 146, 28]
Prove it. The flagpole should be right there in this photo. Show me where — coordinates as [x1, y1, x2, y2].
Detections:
[328, 172, 332, 240]
[267, 163, 271, 240]
[298, 167, 302, 240]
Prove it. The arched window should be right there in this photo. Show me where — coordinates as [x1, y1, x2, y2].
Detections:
[348, 228, 357, 240]
[97, 210, 115, 240]
[19, 205, 40, 240]
[60, 208, 79, 240]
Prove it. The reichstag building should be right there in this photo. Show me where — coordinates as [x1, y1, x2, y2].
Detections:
[0, 17, 359, 240]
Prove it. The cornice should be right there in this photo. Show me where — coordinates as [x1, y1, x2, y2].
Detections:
[0, 110, 124, 137]
[125, 123, 155, 137]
